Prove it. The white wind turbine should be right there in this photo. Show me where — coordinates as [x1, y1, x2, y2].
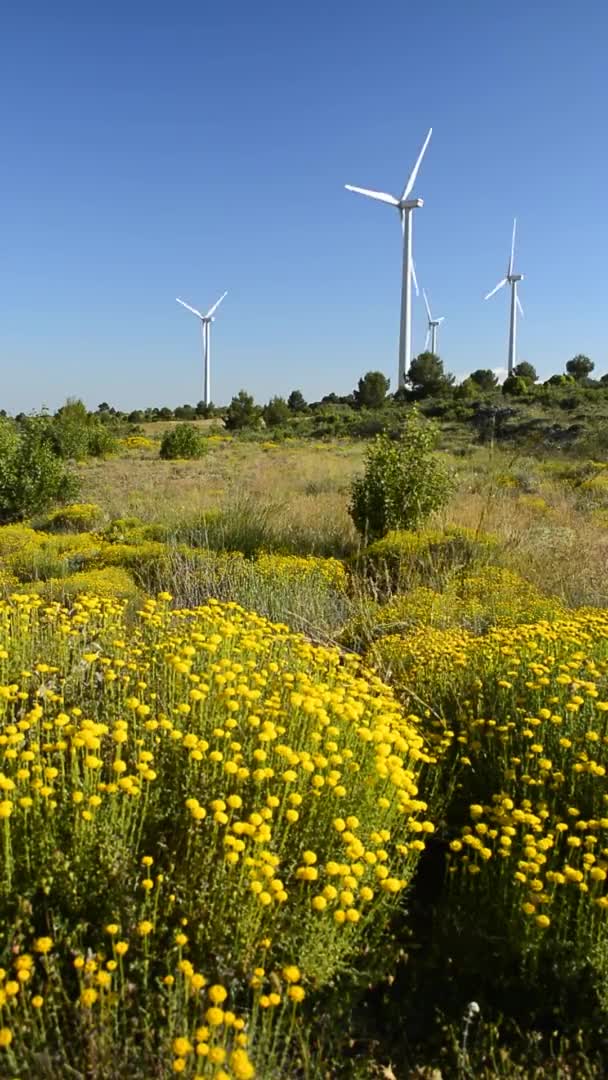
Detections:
[345, 127, 432, 388]
[422, 289, 445, 355]
[484, 218, 524, 376]
[176, 291, 228, 406]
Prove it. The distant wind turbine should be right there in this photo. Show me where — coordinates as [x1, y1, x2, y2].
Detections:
[345, 128, 432, 388]
[422, 289, 445, 354]
[176, 292, 228, 407]
[484, 219, 524, 376]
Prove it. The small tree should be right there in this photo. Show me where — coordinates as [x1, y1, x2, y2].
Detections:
[566, 355, 594, 381]
[159, 424, 206, 460]
[0, 416, 78, 523]
[349, 409, 453, 541]
[502, 374, 529, 396]
[513, 361, 537, 383]
[353, 371, 390, 410]
[262, 396, 290, 428]
[224, 391, 262, 431]
[407, 353, 453, 398]
[470, 369, 499, 391]
[174, 404, 196, 420]
[287, 390, 308, 413]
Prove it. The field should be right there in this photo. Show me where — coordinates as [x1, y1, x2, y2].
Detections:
[1, 428, 608, 1077]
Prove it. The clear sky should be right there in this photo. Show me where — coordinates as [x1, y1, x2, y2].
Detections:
[1, 0, 606, 412]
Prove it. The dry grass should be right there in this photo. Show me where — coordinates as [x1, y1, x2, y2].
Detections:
[80, 440, 608, 607]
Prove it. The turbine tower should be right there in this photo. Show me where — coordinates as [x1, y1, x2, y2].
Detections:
[423, 289, 445, 355]
[176, 292, 228, 407]
[345, 128, 432, 388]
[484, 219, 524, 376]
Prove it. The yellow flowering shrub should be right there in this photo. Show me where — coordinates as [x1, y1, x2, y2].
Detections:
[385, 607, 608, 1008]
[120, 435, 156, 451]
[362, 525, 499, 591]
[8, 531, 107, 583]
[0, 593, 434, 1073]
[347, 567, 563, 652]
[28, 567, 139, 601]
[38, 502, 105, 533]
[254, 553, 348, 592]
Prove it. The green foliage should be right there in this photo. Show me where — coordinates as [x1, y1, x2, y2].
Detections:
[287, 389, 308, 413]
[0, 416, 78, 523]
[224, 390, 262, 431]
[566, 354, 594, 380]
[159, 424, 207, 460]
[349, 410, 453, 540]
[52, 398, 117, 459]
[513, 361, 537, 383]
[407, 352, 454, 398]
[353, 370, 390, 409]
[262, 395, 291, 427]
[470, 369, 499, 391]
[502, 374, 529, 396]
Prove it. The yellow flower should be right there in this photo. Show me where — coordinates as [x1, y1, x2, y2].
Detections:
[288, 985, 306, 1003]
[31, 995, 44, 1008]
[282, 964, 301, 983]
[229, 1048, 256, 1079]
[208, 984, 227, 1005]
[105, 924, 119, 936]
[33, 937, 53, 954]
[172, 1037, 193, 1057]
[137, 920, 154, 937]
[115, 941, 129, 956]
[0, 1028, 12, 1048]
[80, 988, 98, 1007]
[205, 1006, 224, 1026]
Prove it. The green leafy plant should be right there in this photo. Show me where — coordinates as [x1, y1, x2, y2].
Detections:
[349, 410, 453, 540]
[0, 416, 78, 523]
[159, 424, 207, 460]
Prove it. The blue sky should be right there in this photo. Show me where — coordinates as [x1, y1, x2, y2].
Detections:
[1, 0, 606, 411]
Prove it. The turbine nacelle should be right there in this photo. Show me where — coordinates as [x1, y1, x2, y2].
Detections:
[400, 198, 424, 210]
[508, 273, 524, 283]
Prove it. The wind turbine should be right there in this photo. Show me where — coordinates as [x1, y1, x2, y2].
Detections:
[176, 292, 228, 407]
[422, 289, 445, 355]
[345, 127, 432, 388]
[484, 218, 524, 376]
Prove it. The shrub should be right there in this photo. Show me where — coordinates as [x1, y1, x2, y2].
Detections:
[0, 416, 78, 523]
[38, 502, 105, 533]
[0, 593, 432, 1074]
[159, 424, 207, 460]
[361, 525, 498, 592]
[349, 411, 453, 540]
[30, 566, 139, 601]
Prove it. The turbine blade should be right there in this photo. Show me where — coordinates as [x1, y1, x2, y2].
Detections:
[509, 217, 517, 276]
[437, 316, 446, 324]
[484, 278, 508, 301]
[422, 288, 432, 321]
[424, 329, 430, 351]
[401, 127, 432, 200]
[205, 291, 228, 319]
[344, 184, 399, 207]
[516, 296, 524, 318]
[411, 259, 419, 297]
[176, 297, 204, 319]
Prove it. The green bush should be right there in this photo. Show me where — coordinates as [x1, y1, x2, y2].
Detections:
[349, 410, 453, 540]
[159, 424, 207, 460]
[0, 416, 78, 523]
